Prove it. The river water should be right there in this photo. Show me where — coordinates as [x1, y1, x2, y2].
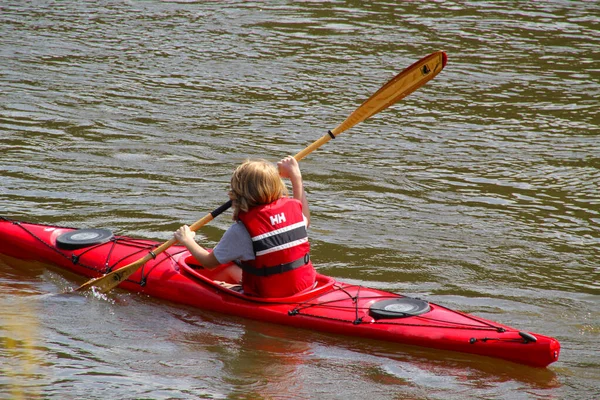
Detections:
[1, 1, 598, 399]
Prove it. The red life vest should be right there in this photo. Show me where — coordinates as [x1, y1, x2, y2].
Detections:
[238, 197, 315, 297]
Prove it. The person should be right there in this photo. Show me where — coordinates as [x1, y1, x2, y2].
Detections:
[174, 156, 316, 298]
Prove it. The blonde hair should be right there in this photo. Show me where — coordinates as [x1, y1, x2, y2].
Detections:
[229, 159, 287, 219]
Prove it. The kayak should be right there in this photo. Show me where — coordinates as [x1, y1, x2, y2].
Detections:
[0, 217, 560, 367]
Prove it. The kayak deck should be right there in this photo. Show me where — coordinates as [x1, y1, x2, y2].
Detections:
[0, 218, 560, 367]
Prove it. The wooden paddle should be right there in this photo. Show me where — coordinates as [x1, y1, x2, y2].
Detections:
[76, 50, 447, 293]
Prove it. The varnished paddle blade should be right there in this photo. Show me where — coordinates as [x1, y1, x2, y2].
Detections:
[330, 51, 447, 136]
[74, 214, 218, 294]
[294, 51, 447, 162]
[76, 259, 145, 293]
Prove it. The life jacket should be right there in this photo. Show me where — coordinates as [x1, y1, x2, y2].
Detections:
[238, 197, 315, 297]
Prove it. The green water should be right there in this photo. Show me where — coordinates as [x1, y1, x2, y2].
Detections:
[1, 1, 598, 399]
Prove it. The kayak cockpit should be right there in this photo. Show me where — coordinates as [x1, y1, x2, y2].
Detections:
[179, 254, 336, 303]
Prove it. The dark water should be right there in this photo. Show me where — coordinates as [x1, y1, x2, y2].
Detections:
[1, 1, 598, 399]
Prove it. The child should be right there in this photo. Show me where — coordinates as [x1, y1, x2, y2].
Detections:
[174, 156, 316, 297]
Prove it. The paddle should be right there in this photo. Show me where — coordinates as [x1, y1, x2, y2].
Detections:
[76, 50, 447, 294]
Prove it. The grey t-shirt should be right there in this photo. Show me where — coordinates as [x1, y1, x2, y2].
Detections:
[212, 221, 255, 264]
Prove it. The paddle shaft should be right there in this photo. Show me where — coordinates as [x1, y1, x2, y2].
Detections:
[76, 51, 447, 293]
[151, 200, 233, 256]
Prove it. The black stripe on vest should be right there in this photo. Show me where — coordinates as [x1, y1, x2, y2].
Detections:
[252, 225, 307, 253]
[241, 253, 310, 277]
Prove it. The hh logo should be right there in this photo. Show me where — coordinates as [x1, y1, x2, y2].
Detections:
[270, 212, 286, 225]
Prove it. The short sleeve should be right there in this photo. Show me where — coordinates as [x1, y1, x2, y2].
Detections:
[212, 221, 255, 264]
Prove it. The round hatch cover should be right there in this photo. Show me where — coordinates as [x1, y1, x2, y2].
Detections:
[369, 298, 431, 319]
[56, 229, 114, 250]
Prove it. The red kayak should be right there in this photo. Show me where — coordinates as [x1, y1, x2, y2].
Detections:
[0, 217, 560, 367]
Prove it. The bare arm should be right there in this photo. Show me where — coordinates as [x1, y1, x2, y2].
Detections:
[277, 156, 310, 227]
[174, 225, 220, 268]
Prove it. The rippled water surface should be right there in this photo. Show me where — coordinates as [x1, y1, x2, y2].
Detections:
[1, 1, 599, 399]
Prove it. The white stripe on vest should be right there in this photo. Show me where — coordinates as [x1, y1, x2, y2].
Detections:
[255, 237, 309, 257]
[250, 220, 306, 242]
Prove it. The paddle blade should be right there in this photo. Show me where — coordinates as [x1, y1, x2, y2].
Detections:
[74, 209, 223, 294]
[330, 51, 447, 136]
[75, 258, 146, 293]
[294, 51, 447, 162]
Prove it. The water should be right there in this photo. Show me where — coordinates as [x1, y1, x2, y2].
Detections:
[1, 1, 599, 399]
